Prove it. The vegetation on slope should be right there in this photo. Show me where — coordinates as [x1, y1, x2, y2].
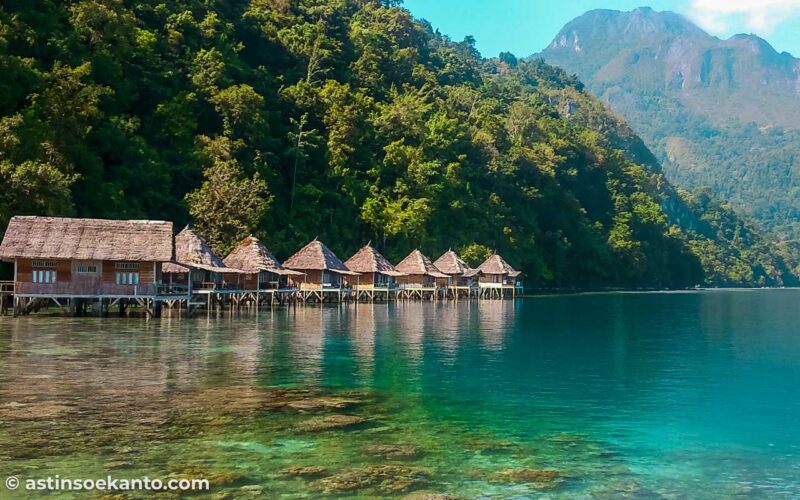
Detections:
[0, 0, 795, 287]
[540, 7, 800, 239]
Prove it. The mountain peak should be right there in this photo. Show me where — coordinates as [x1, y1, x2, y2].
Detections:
[542, 7, 799, 97]
[551, 7, 706, 49]
[726, 33, 781, 58]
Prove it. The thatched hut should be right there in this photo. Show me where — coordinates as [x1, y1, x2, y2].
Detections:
[0, 216, 173, 297]
[394, 249, 448, 288]
[162, 226, 237, 290]
[222, 235, 302, 290]
[282, 239, 359, 289]
[345, 243, 405, 289]
[477, 254, 522, 288]
[433, 250, 481, 288]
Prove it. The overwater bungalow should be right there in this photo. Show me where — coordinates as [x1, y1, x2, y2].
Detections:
[394, 249, 449, 299]
[477, 254, 523, 298]
[162, 226, 238, 293]
[433, 250, 481, 298]
[283, 239, 360, 302]
[0, 216, 181, 316]
[345, 243, 406, 302]
[223, 235, 302, 290]
[222, 236, 303, 305]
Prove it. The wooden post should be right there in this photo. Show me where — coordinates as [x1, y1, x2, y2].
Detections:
[256, 273, 261, 309]
[187, 269, 193, 314]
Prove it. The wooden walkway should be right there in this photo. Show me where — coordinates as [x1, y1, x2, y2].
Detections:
[479, 284, 522, 299]
[1, 281, 524, 318]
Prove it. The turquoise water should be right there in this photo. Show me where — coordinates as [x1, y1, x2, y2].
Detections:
[1, 290, 799, 497]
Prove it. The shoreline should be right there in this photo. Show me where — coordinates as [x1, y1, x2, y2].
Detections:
[522, 286, 795, 298]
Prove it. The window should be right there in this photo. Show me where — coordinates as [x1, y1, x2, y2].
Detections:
[32, 270, 56, 284]
[75, 264, 99, 273]
[115, 262, 140, 270]
[31, 260, 56, 268]
[116, 272, 140, 285]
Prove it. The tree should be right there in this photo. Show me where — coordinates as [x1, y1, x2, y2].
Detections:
[185, 137, 271, 255]
[209, 84, 265, 138]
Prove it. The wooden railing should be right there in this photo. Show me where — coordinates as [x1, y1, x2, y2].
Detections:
[229, 283, 294, 291]
[14, 282, 187, 297]
[0, 281, 13, 293]
[397, 283, 438, 290]
[299, 283, 350, 291]
[356, 282, 397, 290]
[479, 282, 523, 288]
[192, 282, 219, 291]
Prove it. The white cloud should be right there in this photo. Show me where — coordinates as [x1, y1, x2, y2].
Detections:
[687, 0, 800, 33]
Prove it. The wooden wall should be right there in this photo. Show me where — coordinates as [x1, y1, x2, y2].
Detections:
[397, 273, 434, 287]
[479, 273, 504, 284]
[102, 261, 157, 284]
[223, 272, 258, 290]
[287, 269, 347, 287]
[16, 259, 160, 284]
[15, 259, 72, 283]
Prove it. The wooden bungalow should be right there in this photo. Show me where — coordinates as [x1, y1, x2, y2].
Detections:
[433, 250, 481, 298]
[477, 254, 523, 298]
[222, 235, 303, 305]
[162, 226, 239, 293]
[0, 216, 180, 316]
[345, 243, 406, 302]
[283, 239, 360, 302]
[394, 249, 449, 300]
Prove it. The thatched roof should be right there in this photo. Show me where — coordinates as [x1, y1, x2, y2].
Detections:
[478, 254, 521, 277]
[223, 236, 303, 276]
[283, 239, 359, 275]
[433, 250, 480, 277]
[345, 244, 405, 277]
[0, 216, 173, 262]
[163, 226, 232, 273]
[395, 249, 449, 278]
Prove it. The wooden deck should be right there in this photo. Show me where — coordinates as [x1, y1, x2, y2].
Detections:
[168, 288, 299, 311]
[2, 279, 524, 318]
[479, 283, 523, 299]
[397, 286, 443, 300]
[445, 285, 481, 299]
[353, 284, 397, 302]
[295, 285, 354, 304]
[14, 282, 172, 298]
[7, 282, 191, 317]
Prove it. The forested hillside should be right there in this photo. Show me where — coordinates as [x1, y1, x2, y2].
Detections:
[0, 0, 796, 287]
[540, 7, 800, 238]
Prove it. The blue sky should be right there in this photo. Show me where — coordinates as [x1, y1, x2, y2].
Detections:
[402, 0, 800, 58]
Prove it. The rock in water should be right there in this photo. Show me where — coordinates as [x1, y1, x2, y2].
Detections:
[295, 415, 366, 432]
[361, 444, 420, 460]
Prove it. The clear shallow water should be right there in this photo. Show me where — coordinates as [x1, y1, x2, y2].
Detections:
[0, 291, 799, 497]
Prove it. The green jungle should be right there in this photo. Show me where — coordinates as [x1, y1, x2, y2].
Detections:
[1, 0, 798, 288]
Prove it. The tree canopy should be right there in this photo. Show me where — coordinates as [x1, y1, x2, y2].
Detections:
[0, 0, 795, 287]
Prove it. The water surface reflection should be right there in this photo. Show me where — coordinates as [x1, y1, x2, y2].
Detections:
[1, 293, 799, 497]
